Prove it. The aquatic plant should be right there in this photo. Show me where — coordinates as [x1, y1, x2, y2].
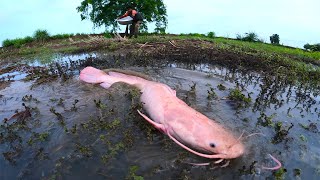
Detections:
[75, 143, 92, 157]
[299, 134, 307, 142]
[129, 88, 142, 101]
[71, 99, 79, 111]
[257, 112, 276, 127]
[273, 168, 287, 180]
[298, 123, 318, 133]
[293, 168, 302, 176]
[272, 122, 294, 144]
[127, 166, 144, 180]
[217, 84, 226, 91]
[101, 142, 125, 163]
[108, 119, 121, 129]
[22, 94, 39, 103]
[228, 88, 251, 108]
[94, 99, 107, 109]
[27, 132, 49, 145]
[238, 161, 258, 175]
[207, 87, 217, 100]
[70, 124, 77, 134]
[189, 82, 197, 94]
[49, 107, 65, 125]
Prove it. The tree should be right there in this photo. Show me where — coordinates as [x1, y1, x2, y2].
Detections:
[236, 32, 262, 42]
[270, 34, 280, 45]
[304, 43, 320, 52]
[77, 0, 168, 33]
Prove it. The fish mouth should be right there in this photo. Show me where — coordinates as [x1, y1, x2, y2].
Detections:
[167, 130, 227, 159]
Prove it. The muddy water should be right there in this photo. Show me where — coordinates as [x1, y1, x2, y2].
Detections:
[0, 53, 320, 180]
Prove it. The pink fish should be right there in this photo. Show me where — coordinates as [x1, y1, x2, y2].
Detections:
[80, 66, 244, 159]
[80, 67, 281, 169]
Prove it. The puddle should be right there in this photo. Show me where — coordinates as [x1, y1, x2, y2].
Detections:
[0, 53, 320, 180]
[0, 71, 27, 81]
[24, 53, 97, 67]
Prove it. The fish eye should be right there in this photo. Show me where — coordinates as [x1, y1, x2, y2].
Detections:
[210, 143, 216, 148]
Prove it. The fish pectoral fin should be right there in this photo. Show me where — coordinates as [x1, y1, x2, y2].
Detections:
[100, 82, 112, 89]
[137, 110, 166, 133]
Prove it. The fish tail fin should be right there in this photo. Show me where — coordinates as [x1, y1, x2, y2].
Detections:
[80, 66, 109, 84]
[80, 67, 148, 89]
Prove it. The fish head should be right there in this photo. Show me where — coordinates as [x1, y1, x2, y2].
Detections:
[170, 115, 245, 159]
[205, 135, 245, 159]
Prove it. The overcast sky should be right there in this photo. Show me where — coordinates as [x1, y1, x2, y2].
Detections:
[0, 0, 319, 48]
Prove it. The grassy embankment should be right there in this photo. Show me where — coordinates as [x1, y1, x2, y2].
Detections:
[1, 31, 320, 83]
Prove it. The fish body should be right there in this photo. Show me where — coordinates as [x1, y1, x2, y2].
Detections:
[80, 67, 244, 160]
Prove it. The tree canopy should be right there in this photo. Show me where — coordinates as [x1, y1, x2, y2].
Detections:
[77, 0, 168, 33]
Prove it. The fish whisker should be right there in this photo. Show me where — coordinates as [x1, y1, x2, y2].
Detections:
[261, 154, 282, 170]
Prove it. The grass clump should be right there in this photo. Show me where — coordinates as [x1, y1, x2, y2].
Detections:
[2, 36, 34, 48]
[2, 39, 14, 47]
[104, 31, 112, 39]
[51, 33, 74, 40]
[33, 29, 50, 42]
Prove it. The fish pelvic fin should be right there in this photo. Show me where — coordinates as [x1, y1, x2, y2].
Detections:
[137, 110, 166, 133]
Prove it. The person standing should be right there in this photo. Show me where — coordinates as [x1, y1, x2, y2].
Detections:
[118, 6, 143, 38]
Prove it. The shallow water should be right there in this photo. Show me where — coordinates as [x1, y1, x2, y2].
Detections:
[0, 53, 320, 179]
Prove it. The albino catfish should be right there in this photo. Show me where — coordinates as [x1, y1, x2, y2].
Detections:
[79, 66, 281, 169]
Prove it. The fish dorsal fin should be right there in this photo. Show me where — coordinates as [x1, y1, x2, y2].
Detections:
[102, 69, 153, 81]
